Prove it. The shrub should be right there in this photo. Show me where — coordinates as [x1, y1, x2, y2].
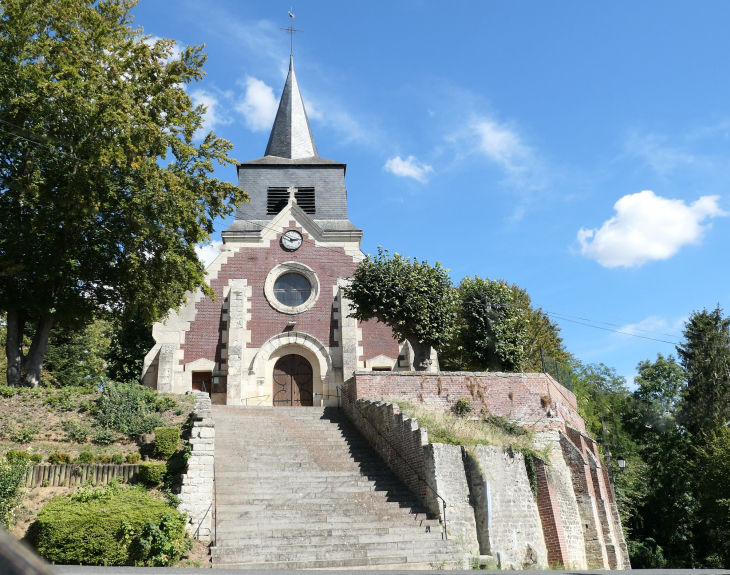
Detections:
[112, 454, 124, 465]
[153, 427, 180, 460]
[96, 381, 163, 436]
[48, 453, 72, 465]
[0, 458, 29, 528]
[125, 453, 141, 464]
[484, 415, 526, 436]
[96, 454, 112, 464]
[79, 399, 91, 413]
[5, 450, 31, 464]
[44, 389, 78, 412]
[63, 419, 91, 443]
[0, 386, 16, 398]
[75, 452, 94, 464]
[136, 511, 193, 565]
[451, 397, 474, 417]
[8, 424, 40, 444]
[31, 453, 43, 464]
[139, 462, 167, 486]
[33, 484, 189, 566]
[93, 427, 116, 445]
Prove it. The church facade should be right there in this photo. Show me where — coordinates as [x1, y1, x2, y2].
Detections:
[141, 57, 411, 406]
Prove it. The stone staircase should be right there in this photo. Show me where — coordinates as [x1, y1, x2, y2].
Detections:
[211, 405, 463, 569]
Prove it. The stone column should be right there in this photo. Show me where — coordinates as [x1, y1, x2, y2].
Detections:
[338, 283, 361, 380]
[226, 279, 250, 406]
[156, 344, 177, 394]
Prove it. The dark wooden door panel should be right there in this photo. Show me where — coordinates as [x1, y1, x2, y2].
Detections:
[273, 354, 313, 406]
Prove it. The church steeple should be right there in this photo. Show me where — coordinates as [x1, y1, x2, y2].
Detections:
[264, 56, 319, 160]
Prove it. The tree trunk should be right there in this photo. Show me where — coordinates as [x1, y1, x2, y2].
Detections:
[22, 313, 54, 388]
[410, 340, 438, 373]
[5, 310, 26, 387]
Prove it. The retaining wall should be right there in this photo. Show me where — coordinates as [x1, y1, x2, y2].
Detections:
[24, 464, 139, 487]
[177, 391, 215, 541]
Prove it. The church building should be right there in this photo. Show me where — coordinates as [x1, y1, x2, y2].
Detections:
[141, 56, 412, 406]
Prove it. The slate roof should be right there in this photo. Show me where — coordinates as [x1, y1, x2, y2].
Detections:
[264, 56, 318, 160]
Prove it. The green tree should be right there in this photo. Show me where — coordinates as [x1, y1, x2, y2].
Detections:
[343, 248, 457, 371]
[444, 277, 528, 372]
[677, 306, 730, 434]
[106, 314, 154, 383]
[43, 317, 113, 387]
[0, 0, 247, 387]
[631, 354, 686, 434]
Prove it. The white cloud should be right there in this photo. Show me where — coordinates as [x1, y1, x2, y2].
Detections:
[189, 89, 229, 133]
[473, 120, 531, 172]
[624, 133, 697, 174]
[578, 190, 727, 268]
[195, 243, 223, 269]
[383, 156, 434, 183]
[235, 77, 278, 132]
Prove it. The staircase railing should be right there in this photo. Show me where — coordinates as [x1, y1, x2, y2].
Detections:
[339, 387, 448, 540]
[242, 394, 270, 406]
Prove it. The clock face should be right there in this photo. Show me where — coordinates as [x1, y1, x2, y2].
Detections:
[281, 230, 303, 251]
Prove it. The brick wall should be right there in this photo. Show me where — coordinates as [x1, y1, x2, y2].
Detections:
[349, 371, 585, 433]
[358, 318, 401, 363]
[534, 459, 570, 567]
[181, 222, 359, 365]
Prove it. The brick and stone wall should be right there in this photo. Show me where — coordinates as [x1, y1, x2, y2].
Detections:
[348, 371, 585, 433]
[178, 392, 215, 541]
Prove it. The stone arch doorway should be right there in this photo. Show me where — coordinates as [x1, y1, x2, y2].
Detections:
[273, 354, 314, 406]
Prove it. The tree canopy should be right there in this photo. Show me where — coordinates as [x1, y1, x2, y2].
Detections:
[0, 0, 248, 386]
[343, 248, 457, 371]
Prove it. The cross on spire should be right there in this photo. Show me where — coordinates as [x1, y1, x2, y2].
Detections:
[280, 10, 302, 56]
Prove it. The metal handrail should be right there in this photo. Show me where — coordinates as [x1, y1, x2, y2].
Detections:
[340, 388, 448, 540]
[242, 394, 270, 406]
[213, 456, 217, 546]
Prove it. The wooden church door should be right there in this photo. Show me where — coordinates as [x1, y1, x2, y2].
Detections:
[273, 354, 314, 406]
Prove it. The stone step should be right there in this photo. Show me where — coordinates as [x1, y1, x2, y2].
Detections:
[214, 518, 442, 534]
[214, 529, 448, 548]
[210, 554, 463, 570]
[211, 525, 441, 541]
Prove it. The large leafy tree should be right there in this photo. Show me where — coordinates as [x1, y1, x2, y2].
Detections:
[677, 306, 730, 433]
[106, 313, 154, 383]
[0, 0, 247, 386]
[343, 248, 457, 371]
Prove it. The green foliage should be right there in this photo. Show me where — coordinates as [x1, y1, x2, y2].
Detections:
[451, 397, 474, 417]
[0, 0, 248, 387]
[106, 314, 155, 384]
[0, 385, 15, 398]
[677, 306, 730, 434]
[112, 454, 124, 465]
[628, 539, 667, 569]
[33, 484, 189, 566]
[140, 462, 167, 486]
[343, 248, 457, 370]
[93, 427, 117, 445]
[484, 415, 527, 436]
[42, 319, 113, 387]
[154, 427, 180, 460]
[7, 423, 39, 444]
[523, 451, 539, 498]
[48, 453, 72, 465]
[96, 454, 113, 464]
[0, 457, 28, 528]
[62, 419, 91, 443]
[75, 452, 94, 464]
[125, 453, 141, 464]
[4, 450, 42, 465]
[95, 380, 163, 436]
[135, 511, 193, 566]
[44, 388, 80, 412]
[447, 276, 528, 372]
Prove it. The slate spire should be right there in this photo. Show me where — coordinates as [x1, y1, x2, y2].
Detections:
[264, 56, 319, 159]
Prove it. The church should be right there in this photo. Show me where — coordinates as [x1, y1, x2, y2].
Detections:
[141, 56, 414, 406]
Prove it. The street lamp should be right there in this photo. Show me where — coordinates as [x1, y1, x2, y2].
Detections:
[616, 455, 626, 470]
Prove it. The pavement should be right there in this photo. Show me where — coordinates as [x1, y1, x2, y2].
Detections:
[51, 568, 730, 575]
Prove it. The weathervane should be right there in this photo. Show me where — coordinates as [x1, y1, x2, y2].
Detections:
[280, 9, 302, 56]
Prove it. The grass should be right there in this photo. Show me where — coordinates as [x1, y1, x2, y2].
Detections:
[394, 400, 547, 459]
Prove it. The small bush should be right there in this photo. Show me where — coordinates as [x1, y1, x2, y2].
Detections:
[63, 419, 91, 443]
[5, 450, 31, 464]
[75, 452, 94, 464]
[93, 427, 116, 445]
[48, 453, 72, 465]
[112, 454, 124, 465]
[96, 381, 164, 436]
[125, 453, 141, 464]
[0, 386, 16, 398]
[33, 484, 189, 566]
[451, 397, 474, 417]
[0, 458, 29, 528]
[44, 389, 78, 412]
[136, 511, 193, 565]
[30, 453, 43, 464]
[8, 424, 40, 444]
[79, 399, 91, 413]
[139, 462, 167, 486]
[153, 427, 180, 460]
[96, 454, 112, 464]
[484, 415, 526, 436]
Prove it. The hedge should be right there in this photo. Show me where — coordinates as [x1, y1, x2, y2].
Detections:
[153, 427, 180, 460]
[33, 484, 187, 565]
[139, 462, 167, 486]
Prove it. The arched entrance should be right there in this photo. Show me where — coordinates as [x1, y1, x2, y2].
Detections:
[273, 354, 314, 406]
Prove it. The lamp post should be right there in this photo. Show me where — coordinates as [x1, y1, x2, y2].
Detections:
[617, 455, 626, 470]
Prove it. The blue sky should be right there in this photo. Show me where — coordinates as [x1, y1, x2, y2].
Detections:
[132, 1, 730, 385]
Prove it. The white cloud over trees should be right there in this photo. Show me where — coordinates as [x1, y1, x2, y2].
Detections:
[577, 190, 727, 268]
